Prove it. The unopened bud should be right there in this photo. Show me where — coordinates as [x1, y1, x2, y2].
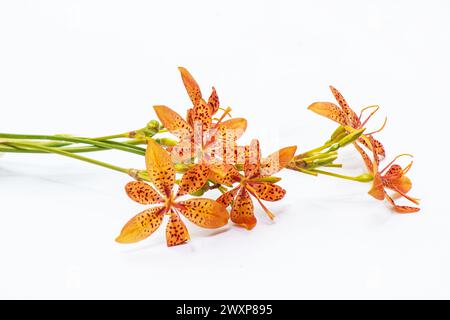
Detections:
[356, 173, 373, 182]
[140, 120, 161, 137]
[338, 128, 365, 147]
[155, 138, 178, 147]
[327, 126, 346, 143]
[311, 155, 338, 167]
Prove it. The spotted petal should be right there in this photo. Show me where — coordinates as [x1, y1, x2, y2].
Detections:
[169, 138, 197, 164]
[166, 211, 190, 247]
[260, 145, 297, 176]
[208, 87, 220, 115]
[178, 67, 202, 106]
[216, 186, 240, 207]
[125, 181, 164, 205]
[230, 188, 256, 230]
[384, 164, 403, 179]
[176, 198, 229, 228]
[146, 139, 176, 197]
[249, 182, 286, 201]
[244, 140, 261, 178]
[177, 164, 210, 197]
[359, 136, 385, 161]
[153, 105, 193, 140]
[385, 194, 420, 213]
[372, 138, 386, 159]
[329, 86, 360, 127]
[308, 102, 348, 126]
[192, 99, 212, 130]
[215, 118, 247, 144]
[115, 206, 165, 244]
[208, 164, 240, 186]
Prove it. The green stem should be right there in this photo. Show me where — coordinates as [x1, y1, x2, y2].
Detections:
[309, 169, 373, 182]
[0, 133, 145, 155]
[0, 145, 116, 154]
[92, 133, 128, 140]
[297, 143, 331, 158]
[3, 141, 130, 175]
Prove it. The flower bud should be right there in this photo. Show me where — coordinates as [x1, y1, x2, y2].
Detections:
[327, 126, 346, 143]
[356, 173, 374, 182]
[155, 138, 178, 147]
[338, 128, 365, 147]
[141, 120, 161, 137]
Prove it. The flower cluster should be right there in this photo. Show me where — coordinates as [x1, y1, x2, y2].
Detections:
[308, 86, 419, 213]
[0, 67, 420, 247]
[115, 68, 420, 247]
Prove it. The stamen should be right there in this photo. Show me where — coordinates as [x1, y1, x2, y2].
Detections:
[246, 184, 275, 220]
[403, 161, 413, 174]
[359, 105, 379, 125]
[214, 107, 232, 126]
[392, 186, 420, 205]
[366, 117, 387, 135]
[380, 154, 413, 174]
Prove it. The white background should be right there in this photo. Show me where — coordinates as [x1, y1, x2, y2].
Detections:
[0, 0, 448, 299]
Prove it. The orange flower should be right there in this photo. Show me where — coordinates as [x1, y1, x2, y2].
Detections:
[178, 67, 231, 129]
[368, 153, 420, 213]
[216, 140, 297, 230]
[308, 86, 386, 171]
[154, 67, 247, 185]
[116, 139, 229, 246]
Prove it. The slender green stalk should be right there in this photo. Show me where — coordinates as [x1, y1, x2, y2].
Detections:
[0, 133, 145, 155]
[92, 133, 128, 140]
[309, 169, 373, 182]
[0, 145, 114, 153]
[3, 141, 130, 174]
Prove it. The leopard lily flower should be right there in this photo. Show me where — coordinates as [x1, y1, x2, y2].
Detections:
[116, 139, 229, 247]
[368, 153, 420, 213]
[308, 86, 386, 171]
[217, 140, 297, 230]
[153, 67, 247, 185]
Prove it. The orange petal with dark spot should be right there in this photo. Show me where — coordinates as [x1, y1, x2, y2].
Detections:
[216, 187, 240, 207]
[385, 164, 403, 179]
[385, 194, 420, 213]
[308, 102, 348, 126]
[192, 99, 212, 130]
[244, 140, 261, 178]
[372, 138, 386, 159]
[230, 188, 256, 230]
[166, 211, 190, 247]
[178, 67, 202, 106]
[208, 164, 240, 186]
[154, 105, 193, 140]
[329, 85, 360, 127]
[115, 206, 165, 244]
[215, 118, 247, 144]
[145, 139, 176, 197]
[260, 145, 297, 176]
[169, 138, 195, 164]
[249, 182, 286, 202]
[394, 205, 420, 213]
[208, 87, 220, 115]
[125, 181, 164, 205]
[176, 198, 229, 228]
[176, 164, 210, 197]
